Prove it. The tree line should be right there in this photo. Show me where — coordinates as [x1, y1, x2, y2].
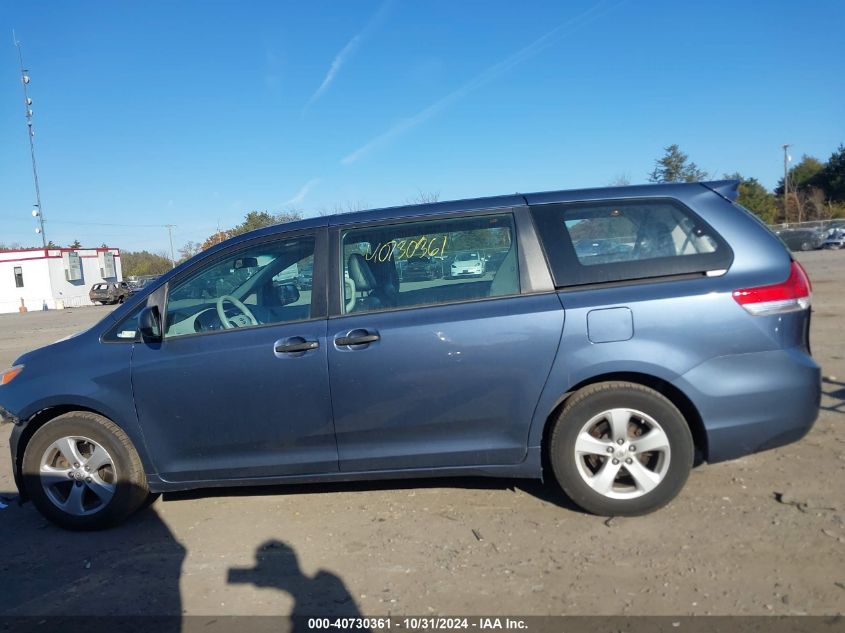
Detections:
[8, 147, 842, 276]
[645, 143, 845, 225]
[119, 146, 844, 277]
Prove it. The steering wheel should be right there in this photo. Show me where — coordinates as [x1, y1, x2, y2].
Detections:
[216, 294, 259, 329]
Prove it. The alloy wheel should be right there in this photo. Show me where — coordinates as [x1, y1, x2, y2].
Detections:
[573, 408, 671, 500]
[39, 436, 117, 516]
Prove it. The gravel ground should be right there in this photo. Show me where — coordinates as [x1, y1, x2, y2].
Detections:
[0, 251, 843, 617]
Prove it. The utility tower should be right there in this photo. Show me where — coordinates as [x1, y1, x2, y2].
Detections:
[13, 32, 47, 248]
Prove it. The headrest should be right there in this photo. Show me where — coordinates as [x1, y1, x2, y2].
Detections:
[347, 253, 377, 292]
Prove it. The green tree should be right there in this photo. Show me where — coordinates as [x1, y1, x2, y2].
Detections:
[199, 209, 305, 251]
[776, 155, 825, 194]
[121, 250, 173, 277]
[818, 144, 845, 202]
[229, 211, 278, 236]
[648, 144, 709, 183]
[69, 239, 82, 249]
[724, 173, 778, 224]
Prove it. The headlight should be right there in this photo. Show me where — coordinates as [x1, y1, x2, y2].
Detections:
[1, 365, 23, 386]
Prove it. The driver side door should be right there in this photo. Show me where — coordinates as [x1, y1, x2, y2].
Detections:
[131, 228, 338, 483]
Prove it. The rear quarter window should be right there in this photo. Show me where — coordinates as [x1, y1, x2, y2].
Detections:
[530, 198, 733, 286]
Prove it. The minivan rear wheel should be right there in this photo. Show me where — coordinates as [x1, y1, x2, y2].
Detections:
[21, 412, 150, 530]
[549, 382, 693, 516]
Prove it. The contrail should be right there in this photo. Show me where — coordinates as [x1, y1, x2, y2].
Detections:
[341, 0, 625, 165]
[304, 0, 392, 113]
[285, 178, 321, 205]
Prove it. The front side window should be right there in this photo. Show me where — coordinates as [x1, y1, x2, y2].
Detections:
[341, 214, 519, 315]
[13, 267, 23, 288]
[164, 236, 315, 338]
[531, 199, 732, 286]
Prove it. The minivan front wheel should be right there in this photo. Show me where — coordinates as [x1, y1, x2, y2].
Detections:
[22, 412, 150, 530]
[549, 382, 693, 516]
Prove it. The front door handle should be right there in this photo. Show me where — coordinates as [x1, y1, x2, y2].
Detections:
[335, 330, 380, 347]
[274, 337, 319, 355]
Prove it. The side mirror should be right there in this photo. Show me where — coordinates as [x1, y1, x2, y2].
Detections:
[277, 283, 300, 306]
[138, 305, 162, 341]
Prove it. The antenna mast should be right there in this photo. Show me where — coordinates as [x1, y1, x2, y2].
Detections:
[13, 31, 47, 248]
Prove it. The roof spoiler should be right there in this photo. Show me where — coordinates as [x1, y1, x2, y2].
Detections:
[700, 179, 740, 202]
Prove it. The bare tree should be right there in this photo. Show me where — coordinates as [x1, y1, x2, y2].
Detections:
[276, 207, 304, 223]
[406, 189, 441, 204]
[608, 174, 631, 187]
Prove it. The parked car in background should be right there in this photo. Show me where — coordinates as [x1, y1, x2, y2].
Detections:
[449, 252, 485, 278]
[776, 229, 825, 252]
[127, 276, 158, 296]
[1, 180, 820, 529]
[88, 281, 130, 305]
[296, 264, 313, 290]
[823, 228, 845, 250]
[402, 256, 443, 280]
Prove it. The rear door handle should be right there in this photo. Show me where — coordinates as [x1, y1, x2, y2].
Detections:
[274, 337, 319, 355]
[335, 330, 380, 347]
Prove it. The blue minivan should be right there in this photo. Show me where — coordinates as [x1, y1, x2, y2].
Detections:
[0, 181, 820, 529]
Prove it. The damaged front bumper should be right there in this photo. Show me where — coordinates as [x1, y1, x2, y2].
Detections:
[0, 405, 20, 426]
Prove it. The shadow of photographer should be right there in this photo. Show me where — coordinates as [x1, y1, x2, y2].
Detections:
[822, 376, 845, 414]
[229, 540, 366, 632]
[0, 482, 184, 630]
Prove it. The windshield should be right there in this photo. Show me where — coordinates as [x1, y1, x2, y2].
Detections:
[455, 252, 479, 261]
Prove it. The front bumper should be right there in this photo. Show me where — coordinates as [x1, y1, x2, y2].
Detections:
[0, 404, 19, 425]
[451, 269, 483, 276]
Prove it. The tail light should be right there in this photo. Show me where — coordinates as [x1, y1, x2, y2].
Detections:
[732, 261, 812, 316]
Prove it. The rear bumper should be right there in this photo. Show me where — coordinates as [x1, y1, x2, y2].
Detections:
[673, 346, 821, 463]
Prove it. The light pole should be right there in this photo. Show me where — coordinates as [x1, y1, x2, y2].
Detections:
[13, 32, 47, 248]
[165, 224, 177, 267]
[782, 144, 791, 225]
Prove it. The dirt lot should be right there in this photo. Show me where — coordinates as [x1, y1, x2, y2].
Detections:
[1, 251, 843, 618]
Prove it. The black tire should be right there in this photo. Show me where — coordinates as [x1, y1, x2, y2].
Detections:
[21, 412, 150, 530]
[138, 492, 162, 512]
[800, 241, 812, 251]
[549, 382, 693, 516]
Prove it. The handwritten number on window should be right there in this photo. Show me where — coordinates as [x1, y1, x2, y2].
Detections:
[364, 235, 448, 262]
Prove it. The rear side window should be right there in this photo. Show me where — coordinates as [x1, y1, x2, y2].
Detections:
[340, 214, 519, 314]
[530, 198, 732, 286]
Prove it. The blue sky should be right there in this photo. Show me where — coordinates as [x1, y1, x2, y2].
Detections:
[1, 0, 843, 253]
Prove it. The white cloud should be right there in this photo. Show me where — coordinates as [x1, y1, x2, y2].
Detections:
[341, 0, 625, 165]
[304, 0, 392, 112]
[285, 178, 321, 205]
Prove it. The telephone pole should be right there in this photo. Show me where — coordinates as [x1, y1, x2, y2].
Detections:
[14, 32, 47, 247]
[165, 224, 177, 267]
[782, 144, 791, 224]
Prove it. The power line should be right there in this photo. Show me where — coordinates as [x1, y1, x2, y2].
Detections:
[46, 219, 186, 228]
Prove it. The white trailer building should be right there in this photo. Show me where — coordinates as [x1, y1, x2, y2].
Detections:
[0, 247, 122, 314]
